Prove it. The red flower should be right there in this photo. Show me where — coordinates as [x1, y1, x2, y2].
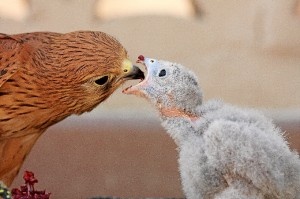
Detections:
[23, 171, 38, 186]
[12, 171, 50, 199]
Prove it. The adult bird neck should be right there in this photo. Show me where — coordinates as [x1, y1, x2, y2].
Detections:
[0, 72, 72, 187]
[0, 73, 72, 139]
[0, 132, 41, 187]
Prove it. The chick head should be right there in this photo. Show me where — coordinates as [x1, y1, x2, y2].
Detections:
[123, 56, 202, 117]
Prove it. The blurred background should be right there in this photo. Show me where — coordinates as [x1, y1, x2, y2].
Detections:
[1, 0, 300, 198]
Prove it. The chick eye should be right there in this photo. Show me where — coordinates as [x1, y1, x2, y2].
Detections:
[158, 69, 166, 77]
[95, 75, 109, 85]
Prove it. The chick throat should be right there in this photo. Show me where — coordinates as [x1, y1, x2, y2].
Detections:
[158, 106, 200, 122]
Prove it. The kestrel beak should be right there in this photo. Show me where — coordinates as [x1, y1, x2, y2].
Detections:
[122, 55, 152, 97]
[121, 59, 144, 80]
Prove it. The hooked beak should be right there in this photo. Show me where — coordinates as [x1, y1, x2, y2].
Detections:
[121, 59, 144, 80]
[123, 65, 145, 80]
[122, 55, 150, 97]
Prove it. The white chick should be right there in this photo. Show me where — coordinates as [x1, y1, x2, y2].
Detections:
[123, 56, 300, 199]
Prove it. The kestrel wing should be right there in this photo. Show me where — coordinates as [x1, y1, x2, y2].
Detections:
[0, 33, 23, 88]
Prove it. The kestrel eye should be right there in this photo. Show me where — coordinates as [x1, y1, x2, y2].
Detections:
[150, 59, 154, 63]
[95, 75, 109, 85]
[158, 69, 167, 77]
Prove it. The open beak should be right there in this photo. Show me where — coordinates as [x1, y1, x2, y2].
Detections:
[122, 55, 150, 96]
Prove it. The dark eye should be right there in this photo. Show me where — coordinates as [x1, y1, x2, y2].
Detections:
[95, 76, 109, 85]
[158, 69, 166, 77]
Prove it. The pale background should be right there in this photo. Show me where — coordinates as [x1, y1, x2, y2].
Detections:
[0, 0, 300, 198]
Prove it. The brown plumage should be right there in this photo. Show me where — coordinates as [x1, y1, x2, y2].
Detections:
[0, 31, 144, 186]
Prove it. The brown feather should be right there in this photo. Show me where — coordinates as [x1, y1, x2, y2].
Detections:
[0, 31, 131, 186]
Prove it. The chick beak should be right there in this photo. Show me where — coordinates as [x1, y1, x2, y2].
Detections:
[122, 64, 147, 97]
[122, 55, 149, 96]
